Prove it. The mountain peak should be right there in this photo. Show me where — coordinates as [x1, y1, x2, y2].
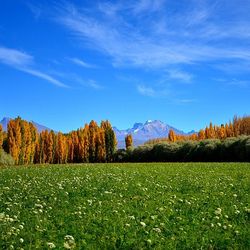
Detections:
[144, 119, 164, 126]
[0, 117, 52, 133]
[114, 119, 188, 148]
[132, 122, 143, 130]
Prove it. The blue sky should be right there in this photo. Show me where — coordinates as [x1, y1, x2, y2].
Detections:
[0, 0, 249, 132]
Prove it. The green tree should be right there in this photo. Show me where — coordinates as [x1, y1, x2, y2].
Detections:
[0, 124, 3, 148]
[101, 120, 117, 162]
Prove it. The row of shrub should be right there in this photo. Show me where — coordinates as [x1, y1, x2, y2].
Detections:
[1, 136, 249, 165]
[114, 136, 250, 162]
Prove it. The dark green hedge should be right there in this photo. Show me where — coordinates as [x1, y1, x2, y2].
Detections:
[114, 136, 250, 162]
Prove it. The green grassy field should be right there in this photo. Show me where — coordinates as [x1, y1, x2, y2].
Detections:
[0, 163, 249, 249]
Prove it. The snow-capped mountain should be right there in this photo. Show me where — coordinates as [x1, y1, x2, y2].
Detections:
[0, 117, 52, 133]
[113, 120, 189, 148]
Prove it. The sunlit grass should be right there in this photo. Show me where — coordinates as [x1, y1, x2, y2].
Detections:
[0, 163, 249, 249]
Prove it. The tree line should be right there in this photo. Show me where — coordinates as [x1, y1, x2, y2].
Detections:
[115, 136, 250, 162]
[146, 116, 250, 145]
[0, 115, 249, 165]
[0, 117, 116, 165]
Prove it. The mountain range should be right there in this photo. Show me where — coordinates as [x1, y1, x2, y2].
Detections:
[0, 117, 194, 148]
[0, 117, 51, 133]
[114, 120, 195, 148]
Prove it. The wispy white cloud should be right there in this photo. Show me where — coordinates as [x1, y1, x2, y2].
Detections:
[68, 74, 103, 90]
[214, 62, 250, 74]
[166, 69, 193, 83]
[174, 99, 196, 104]
[69, 57, 95, 68]
[84, 79, 103, 90]
[215, 78, 249, 87]
[26, 2, 42, 20]
[227, 79, 249, 87]
[55, 1, 250, 70]
[137, 85, 155, 97]
[21, 68, 68, 88]
[98, 2, 121, 17]
[132, 0, 166, 14]
[0, 46, 68, 88]
[137, 85, 168, 97]
[0, 46, 33, 67]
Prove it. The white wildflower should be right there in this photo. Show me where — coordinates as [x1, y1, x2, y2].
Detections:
[64, 235, 76, 249]
[128, 215, 135, 220]
[104, 191, 112, 194]
[244, 208, 250, 213]
[215, 208, 222, 215]
[153, 227, 161, 233]
[235, 210, 240, 215]
[140, 221, 146, 227]
[47, 242, 56, 249]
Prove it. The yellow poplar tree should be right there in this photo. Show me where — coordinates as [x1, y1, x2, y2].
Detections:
[82, 124, 89, 162]
[125, 134, 133, 149]
[7, 118, 22, 164]
[198, 129, 206, 140]
[56, 132, 67, 164]
[89, 120, 98, 162]
[67, 135, 74, 163]
[168, 129, 176, 142]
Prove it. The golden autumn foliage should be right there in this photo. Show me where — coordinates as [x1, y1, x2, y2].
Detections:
[82, 124, 90, 162]
[31, 119, 116, 165]
[7, 118, 21, 164]
[55, 132, 67, 164]
[3, 115, 249, 164]
[125, 134, 133, 149]
[7, 117, 37, 164]
[168, 129, 176, 142]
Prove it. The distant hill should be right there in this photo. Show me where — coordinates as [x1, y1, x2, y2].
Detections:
[113, 120, 193, 148]
[0, 117, 52, 133]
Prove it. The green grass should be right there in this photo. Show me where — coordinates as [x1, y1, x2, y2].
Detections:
[0, 163, 250, 249]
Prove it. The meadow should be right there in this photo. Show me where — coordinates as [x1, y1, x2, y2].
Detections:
[0, 163, 249, 249]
